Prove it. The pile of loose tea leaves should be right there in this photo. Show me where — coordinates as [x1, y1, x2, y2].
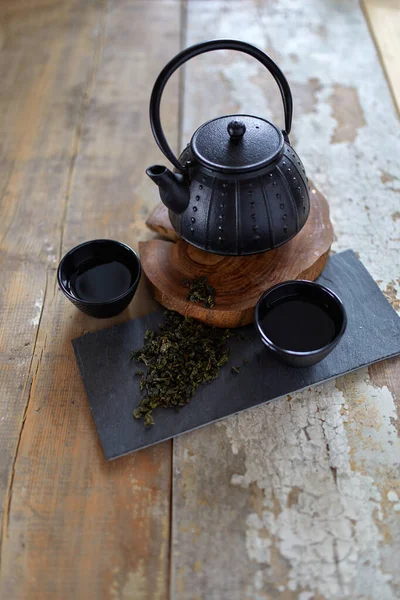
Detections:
[131, 311, 232, 427]
[183, 276, 216, 309]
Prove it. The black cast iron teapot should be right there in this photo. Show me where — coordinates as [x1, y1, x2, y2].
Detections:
[146, 40, 310, 256]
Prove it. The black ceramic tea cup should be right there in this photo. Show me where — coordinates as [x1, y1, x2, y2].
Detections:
[57, 239, 142, 318]
[255, 280, 347, 367]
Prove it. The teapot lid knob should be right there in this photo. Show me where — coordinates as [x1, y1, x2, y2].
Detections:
[227, 119, 246, 140]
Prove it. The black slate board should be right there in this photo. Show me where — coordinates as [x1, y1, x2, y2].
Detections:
[73, 250, 400, 460]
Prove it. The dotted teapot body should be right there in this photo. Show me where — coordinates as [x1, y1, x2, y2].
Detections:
[170, 138, 310, 256]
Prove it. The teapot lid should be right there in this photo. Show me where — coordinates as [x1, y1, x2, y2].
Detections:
[190, 114, 284, 174]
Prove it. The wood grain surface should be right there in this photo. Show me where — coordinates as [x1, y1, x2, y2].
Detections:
[0, 1, 181, 598]
[0, 0, 399, 599]
[140, 186, 333, 327]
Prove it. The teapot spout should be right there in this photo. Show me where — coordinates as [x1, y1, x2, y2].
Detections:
[146, 165, 189, 215]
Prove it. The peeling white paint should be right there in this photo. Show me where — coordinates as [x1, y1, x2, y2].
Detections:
[339, 371, 399, 470]
[224, 370, 398, 599]
[245, 513, 271, 563]
[31, 291, 43, 327]
[298, 593, 314, 600]
[179, 1, 400, 598]
[184, 0, 400, 303]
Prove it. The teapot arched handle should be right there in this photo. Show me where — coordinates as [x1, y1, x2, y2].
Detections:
[149, 39, 293, 171]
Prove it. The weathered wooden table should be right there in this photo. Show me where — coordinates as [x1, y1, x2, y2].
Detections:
[0, 1, 399, 599]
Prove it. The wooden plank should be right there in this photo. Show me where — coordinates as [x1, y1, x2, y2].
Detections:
[0, 0, 103, 554]
[0, 0, 182, 598]
[171, 1, 400, 599]
[362, 0, 400, 116]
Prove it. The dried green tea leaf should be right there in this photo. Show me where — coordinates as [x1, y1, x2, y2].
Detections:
[231, 366, 240, 374]
[131, 311, 232, 426]
[183, 276, 216, 309]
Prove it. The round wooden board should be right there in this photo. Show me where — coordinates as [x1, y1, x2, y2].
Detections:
[140, 186, 333, 327]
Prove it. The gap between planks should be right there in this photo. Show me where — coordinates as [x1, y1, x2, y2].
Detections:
[1, 276, 49, 550]
[168, 1, 189, 598]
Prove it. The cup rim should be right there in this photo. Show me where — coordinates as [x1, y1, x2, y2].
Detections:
[57, 238, 142, 306]
[254, 279, 347, 357]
